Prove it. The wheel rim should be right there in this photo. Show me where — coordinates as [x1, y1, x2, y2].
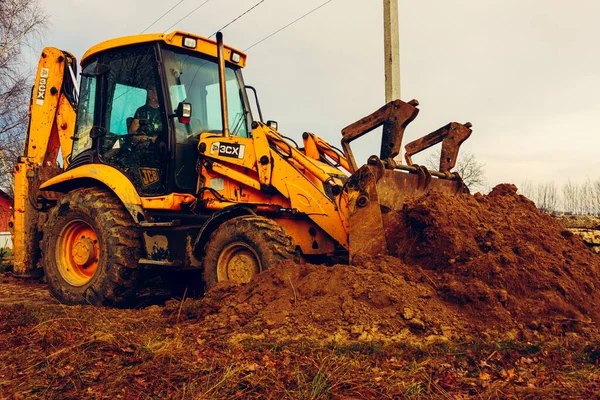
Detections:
[217, 242, 261, 283]
[56, 220, 100, 287]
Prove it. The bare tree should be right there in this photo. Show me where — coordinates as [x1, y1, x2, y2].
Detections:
[518, 179, 535, 200]
[534, 182, 559, 214]
[580, 179, 593, 215]
[593, 179, 600, 216]
[425, 150, 486, 191]
[519, 180, 559, 214]
[562, 180, 578, 215]
[0, 0, 47, 196]
[519, 179, 600, 216]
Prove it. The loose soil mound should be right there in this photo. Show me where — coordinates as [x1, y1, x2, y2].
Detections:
[171, 184, 600, 344]
[176, 258, 468, 344]
[390, 184, 600, 338]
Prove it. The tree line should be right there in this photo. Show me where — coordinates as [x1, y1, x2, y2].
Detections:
[519, 179, 600, 215]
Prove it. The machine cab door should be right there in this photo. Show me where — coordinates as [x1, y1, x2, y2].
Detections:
[161, 46, 252, 193]
[91, 45, 170, 195]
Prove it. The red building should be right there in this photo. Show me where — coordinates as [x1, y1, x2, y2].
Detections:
[0, 190, 12, 232]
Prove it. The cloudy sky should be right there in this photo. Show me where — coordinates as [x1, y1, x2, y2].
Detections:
[40, 0, 600, 191]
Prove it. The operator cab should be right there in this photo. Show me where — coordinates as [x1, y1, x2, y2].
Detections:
[70, 32, 252, 196]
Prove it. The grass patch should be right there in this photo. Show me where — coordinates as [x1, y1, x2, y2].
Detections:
[1, 302, 600, 399]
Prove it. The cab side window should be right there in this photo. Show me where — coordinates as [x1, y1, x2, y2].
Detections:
[72, 61, 97, 159]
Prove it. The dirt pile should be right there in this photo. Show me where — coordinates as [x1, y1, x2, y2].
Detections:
[175, 258, 470, 344]
[389, 184, 600, 334]
[173, 184, 600, 344]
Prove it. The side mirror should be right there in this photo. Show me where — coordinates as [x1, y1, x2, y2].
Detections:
[176, 102, 192, 124]
[266, 120, 278, 131]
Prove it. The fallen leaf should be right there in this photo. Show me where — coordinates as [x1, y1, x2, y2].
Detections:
[479, 372, 491, 381]
[120, 347, 135, 354]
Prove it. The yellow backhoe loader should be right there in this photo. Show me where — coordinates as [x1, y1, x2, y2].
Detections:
[11, 31, 472, 305]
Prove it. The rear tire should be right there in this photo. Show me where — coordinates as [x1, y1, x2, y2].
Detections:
[41, 188, 141, 306]
[203, 216, 297, 291]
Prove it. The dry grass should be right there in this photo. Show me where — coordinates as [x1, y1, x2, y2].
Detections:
[1, 301, 600, 399]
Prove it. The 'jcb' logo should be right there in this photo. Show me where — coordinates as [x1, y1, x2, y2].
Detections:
[36, 68, 49, 106]
[140, 168, 160, 187]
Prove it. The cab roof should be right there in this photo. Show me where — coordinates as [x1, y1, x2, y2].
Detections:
[81, 30, 247, 68]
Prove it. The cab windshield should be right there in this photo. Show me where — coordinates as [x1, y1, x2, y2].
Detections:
[161, 46, 251, 141]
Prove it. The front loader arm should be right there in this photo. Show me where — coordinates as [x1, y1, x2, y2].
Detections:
[198, 125, 349, 253]
[404, 121, 472, 173]
[341, 99, 420, 172]
[11, 47, 78, 277]
[302, 132, 352, 174]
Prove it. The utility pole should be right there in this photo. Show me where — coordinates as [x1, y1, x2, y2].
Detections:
[383, 0, 400, 102]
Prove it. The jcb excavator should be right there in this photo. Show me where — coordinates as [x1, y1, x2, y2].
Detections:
[11, 31, 472, 305]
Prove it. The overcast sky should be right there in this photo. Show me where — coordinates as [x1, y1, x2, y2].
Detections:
[40, 0, 600, 191]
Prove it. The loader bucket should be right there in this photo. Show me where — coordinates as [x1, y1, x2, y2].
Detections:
[340, 99, 472, 261]
[346, 162, 468, 261]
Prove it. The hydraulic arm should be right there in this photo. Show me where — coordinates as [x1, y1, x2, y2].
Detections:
[11, 48, 78, 276]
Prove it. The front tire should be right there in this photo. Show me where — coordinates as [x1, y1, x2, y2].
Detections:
[202, 216, 297, 291]
[42, 188, 141, 306]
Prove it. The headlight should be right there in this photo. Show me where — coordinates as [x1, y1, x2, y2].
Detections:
[182, 37, 197, 49]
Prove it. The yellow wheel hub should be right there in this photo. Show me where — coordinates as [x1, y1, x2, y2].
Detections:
[217, 242, 261, 283]
[56, 220, 100, 286]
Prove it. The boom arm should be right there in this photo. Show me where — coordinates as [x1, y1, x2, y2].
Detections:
[11, 47, 78, 277]
[302, 131, 352, 174]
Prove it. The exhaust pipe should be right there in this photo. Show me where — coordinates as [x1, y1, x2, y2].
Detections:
[216, 32, 230, 137]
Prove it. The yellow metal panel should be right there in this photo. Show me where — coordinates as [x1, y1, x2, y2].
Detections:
[81, 31, 246, 68]
[11, 160, 33, 276]
[265, 129, 333, 184]
[251, 127, 273, 186]
[199, 125, 349, 250]
[272, 157, 349, 249]
[275, 218, 336, 255]
[210, 162, 262, 191]
[200, 135, 258, 169]
[39, 164, 144, 221]
[27, 48, 67, 164]
[141, 193, 196, 210]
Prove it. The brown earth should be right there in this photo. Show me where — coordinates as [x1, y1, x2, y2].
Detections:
[556, 215, 600, 229]
[173, 184, 600, 346]
[0, 274, 58, 307]
[555, 215, 600, 253]
[2, 184, 600, 398]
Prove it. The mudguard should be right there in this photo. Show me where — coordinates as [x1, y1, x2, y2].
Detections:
[39, 164, 145, 223]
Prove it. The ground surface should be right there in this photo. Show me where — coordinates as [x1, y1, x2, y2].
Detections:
[555, 215, 600, 253]
[2, 185, 600, 399]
